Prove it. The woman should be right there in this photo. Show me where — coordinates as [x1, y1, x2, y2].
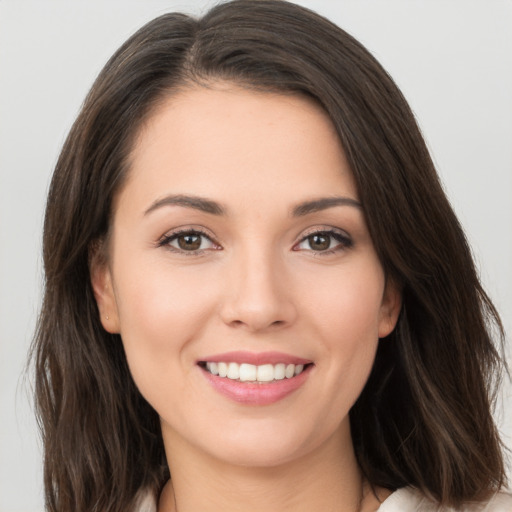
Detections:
[32, 1, 510, 511]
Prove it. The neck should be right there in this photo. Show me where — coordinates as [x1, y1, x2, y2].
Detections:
[158, 422, 374, 512]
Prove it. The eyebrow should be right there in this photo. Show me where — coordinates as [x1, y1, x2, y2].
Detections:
[144, 194, 226, 216]
[292, 196, 362, 216]
[144, 194, 361, 217]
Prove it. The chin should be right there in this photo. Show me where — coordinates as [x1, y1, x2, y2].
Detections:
[211, 440, 308, 469]
[193, 416, 345, 470]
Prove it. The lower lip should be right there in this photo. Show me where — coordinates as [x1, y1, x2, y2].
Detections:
[201, 365, 312, 405]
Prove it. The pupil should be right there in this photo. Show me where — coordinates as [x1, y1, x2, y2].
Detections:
[178, 234, 201, 250]
[309, 234, 330, 251]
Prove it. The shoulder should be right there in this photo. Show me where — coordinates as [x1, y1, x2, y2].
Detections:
[378, 487, 512, 511]
[132, 485, 512, 512]
[133, 488, 158, 512]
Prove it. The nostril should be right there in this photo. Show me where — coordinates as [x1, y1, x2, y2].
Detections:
[228, 318, 286, 331]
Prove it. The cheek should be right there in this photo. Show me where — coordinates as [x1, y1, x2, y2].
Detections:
[302, 260, 385, 393]
[303, 258, 386, 342]
[115, 253, 218, 332]
[112, 259, 219, 396]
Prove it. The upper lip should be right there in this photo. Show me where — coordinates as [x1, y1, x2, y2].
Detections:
[198, 351, 312, 366]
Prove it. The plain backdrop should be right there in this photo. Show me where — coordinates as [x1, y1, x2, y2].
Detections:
[1, 1, 511, 511]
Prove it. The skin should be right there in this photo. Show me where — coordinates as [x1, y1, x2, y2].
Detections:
[92, 84, 401, 512]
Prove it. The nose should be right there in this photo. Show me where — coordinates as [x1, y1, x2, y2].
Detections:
[219, 247, 297, 332]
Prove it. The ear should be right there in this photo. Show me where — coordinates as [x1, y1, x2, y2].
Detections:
[378, 278, 402, 338]
[89, 241, 120, 333]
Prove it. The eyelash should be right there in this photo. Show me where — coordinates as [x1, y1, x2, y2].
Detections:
[293, 229, 353, 255]
[157, 227, 353, 255]
[157, 228, 220, 255]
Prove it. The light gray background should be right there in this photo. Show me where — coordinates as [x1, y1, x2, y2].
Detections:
[1, 1, 511, 511]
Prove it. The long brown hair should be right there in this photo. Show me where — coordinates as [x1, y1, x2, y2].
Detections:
[32, 1, 507, 511]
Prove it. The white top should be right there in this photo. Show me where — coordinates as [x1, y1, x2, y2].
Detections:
[136, 486, 512, 511]
[377, 487, 512, 511]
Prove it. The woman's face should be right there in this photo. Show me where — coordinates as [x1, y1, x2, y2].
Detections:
[92, 84, 400, 468]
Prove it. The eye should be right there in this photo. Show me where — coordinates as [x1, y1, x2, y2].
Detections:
[294, 230, 352, 253]
[159, 229, 220, 253]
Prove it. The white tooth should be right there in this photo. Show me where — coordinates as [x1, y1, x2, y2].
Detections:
[227, 362, 240, 380]
[257, 364, 275, 382]
[218, 362, 228, 377]
[214, 362, 303, 381]
[285, 364, 295, 379]
[239, 363, 257, 382]
[274, 363, 285, 380]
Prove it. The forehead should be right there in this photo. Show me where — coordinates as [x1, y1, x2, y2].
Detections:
[120, 84, 357, 214]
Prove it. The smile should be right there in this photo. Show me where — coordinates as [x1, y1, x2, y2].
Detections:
[202, 362, 306, 382]
[198, 352, 313, 405]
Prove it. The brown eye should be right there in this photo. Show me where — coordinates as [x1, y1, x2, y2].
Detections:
[177, 234, 202, 250]
[307, 234, 331, 251]
[294, 229, 353, 253]
[162, 230, 218, 253]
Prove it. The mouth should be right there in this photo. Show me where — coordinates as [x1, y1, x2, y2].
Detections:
[198, 361, 312, 383]
[197, 353, 314, 405]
